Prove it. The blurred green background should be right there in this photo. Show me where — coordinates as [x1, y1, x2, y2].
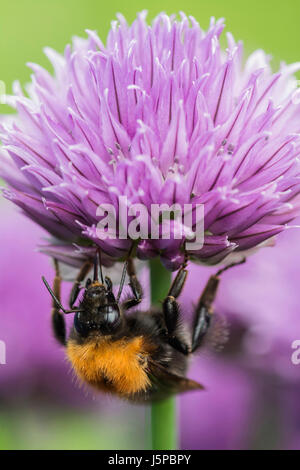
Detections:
[0, 0, 300, 450]
[1, 0, 300, 95]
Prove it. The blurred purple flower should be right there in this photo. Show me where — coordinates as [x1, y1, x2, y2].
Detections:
[1, 12, 300, 270]
[180, 358, 256, 449]
[179, 221, 300, 449]
[0, 199, 88, 403]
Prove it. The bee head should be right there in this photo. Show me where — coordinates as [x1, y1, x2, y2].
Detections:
[73, 276, 122, 337]
[42, 251, 131, 341]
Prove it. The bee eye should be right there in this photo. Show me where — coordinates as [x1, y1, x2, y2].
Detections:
[98, 305, 121, 332]
[74, 312, 90, 336]
[104, 309, 119, 325]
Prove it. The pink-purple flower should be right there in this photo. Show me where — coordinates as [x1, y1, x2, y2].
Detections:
[1, 12, 300, 270]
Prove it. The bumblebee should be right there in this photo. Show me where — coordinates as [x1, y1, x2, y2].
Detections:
[42, 251, 243, 402]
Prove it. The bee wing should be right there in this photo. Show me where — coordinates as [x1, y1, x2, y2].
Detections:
[200, 312, 229, 353]
[147, 359, 204, 394]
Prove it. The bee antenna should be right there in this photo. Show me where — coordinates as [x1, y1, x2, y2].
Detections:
[42, 276, 84, 315]
[93, 255, 99, 282]
[98, 248, 104, 284]
[116, 243, 135, 302]
[116, 260, 128, 303]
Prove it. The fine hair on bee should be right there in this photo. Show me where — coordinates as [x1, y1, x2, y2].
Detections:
[42, 249, 245, 402]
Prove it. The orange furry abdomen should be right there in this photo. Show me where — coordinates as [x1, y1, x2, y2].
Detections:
[67, 336, 152, 397]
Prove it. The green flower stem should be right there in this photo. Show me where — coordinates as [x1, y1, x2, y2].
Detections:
[149, 258, 177, 450]
[150, 396, 177, 450]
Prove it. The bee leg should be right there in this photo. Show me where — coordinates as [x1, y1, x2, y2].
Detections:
[191, 258, 246, 352]
[51, 259, 66, 347]
[163, 297, 190, 355]
[69, 259, 93, 308]
[162, 265, 190, 355]
[123, 258, 143, 310]
[167, 264, 188, 298]
[191, 275, 219, 353]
